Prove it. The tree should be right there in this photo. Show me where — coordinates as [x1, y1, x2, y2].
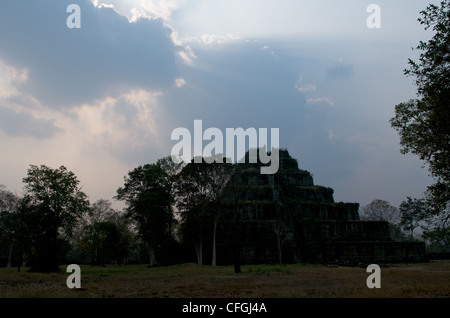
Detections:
[87, 199, 116, 224]
[176, 157, 214, 265]
[272, 218, 290, 265]
[176, 156, 234, 266]
[0, 186, 20, 268]
[207, 160, 234, 266]
[390, 0, 450, 216]
[22, 165, 90, 272]
[115, 158, 178, 266]
[423, 223, 450, 253]
[0, 185, 19, 213]
[360, 200, 401, 224]
[80, 221, 125, 265]
[220, 164, 245, 273]
[423, 203, 450, 252]
[399, 197, 430, 239]
[77, 199, 130, 265]
[360, 200, 405, 241]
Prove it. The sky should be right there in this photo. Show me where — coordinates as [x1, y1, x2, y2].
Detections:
[0, 0, 439, 210]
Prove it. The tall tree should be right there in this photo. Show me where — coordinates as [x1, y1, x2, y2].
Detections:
[80, 220, 125, 265]
[176, 157, 213, 265]
[88, 199, 116, 224]
[0, 185, 20, 268]
[22, 165, 90, 272]
[220, 165, 245, 273]
[390, 0, 450, 216]
[272, 218, 290, 265]
[176, 156, 233, 266]
[399, 197, 430, 239]
[116, 158, 177, 266]
[78, 199, 130, 265]
[360, 199, 405, 241]
[207, 160, 234, 266]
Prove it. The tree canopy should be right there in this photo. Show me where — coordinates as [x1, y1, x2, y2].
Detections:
[115, 157, 179, 266]
[22, 165, 90, 272]
[390, 0, 450, 215]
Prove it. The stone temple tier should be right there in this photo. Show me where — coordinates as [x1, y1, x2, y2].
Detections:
[217, 149, 427, 265]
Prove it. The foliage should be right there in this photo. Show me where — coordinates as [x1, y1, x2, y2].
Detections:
[390, 0, 450, 215]
[0, 186, 20, 267]
[115, 157, 179, 265]
[176, 156, 235, 266]
[423, 204, 450, 252]
[360, 199, 405, 241]
[80, 221, 122, 265]
[399, 197, 430, 239]
[423, 225, 450, 252]
[21, 165, 90, 272]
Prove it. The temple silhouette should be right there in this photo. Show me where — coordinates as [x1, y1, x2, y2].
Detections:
[217, 149, 426, 265]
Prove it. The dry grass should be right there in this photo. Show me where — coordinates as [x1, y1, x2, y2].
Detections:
[0, 260, 449, 298]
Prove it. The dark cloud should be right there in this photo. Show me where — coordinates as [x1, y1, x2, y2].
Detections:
[0, 106, 63, 139]
[0, 0, 178, 108]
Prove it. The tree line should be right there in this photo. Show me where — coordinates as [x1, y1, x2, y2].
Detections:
[359, 199, 449, 252]
[0, 156, 248, 272]
[1, 155, 448, 273]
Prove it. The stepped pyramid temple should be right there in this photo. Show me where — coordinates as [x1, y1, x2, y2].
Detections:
[217, 149, 426, 265]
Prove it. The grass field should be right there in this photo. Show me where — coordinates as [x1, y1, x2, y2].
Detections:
[0, 260, 449, 298]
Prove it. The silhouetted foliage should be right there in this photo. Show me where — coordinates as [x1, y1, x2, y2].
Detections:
[359, 199, 406, 241]
[176, 156, 234, 266]
[399, 197, 430, 239]
[22, 165, 90, 272]
[116, 157, 179, 266]
[390, 0, 450, 216]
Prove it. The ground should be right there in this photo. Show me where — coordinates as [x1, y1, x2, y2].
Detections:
[0, 260, 449, 298]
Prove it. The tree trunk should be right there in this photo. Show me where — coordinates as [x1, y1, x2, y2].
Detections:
[278, 239, 282, 265]
[149, 246, 156, 266]
[233, 208, 241, 273]
[20, 253, 27, 272]
[7, 242, 13, 268]
[195, 236, 203, 265]
[233, 245, 241, 273]
[94, 245, 98, 265]
[212, 216, 218, 266]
